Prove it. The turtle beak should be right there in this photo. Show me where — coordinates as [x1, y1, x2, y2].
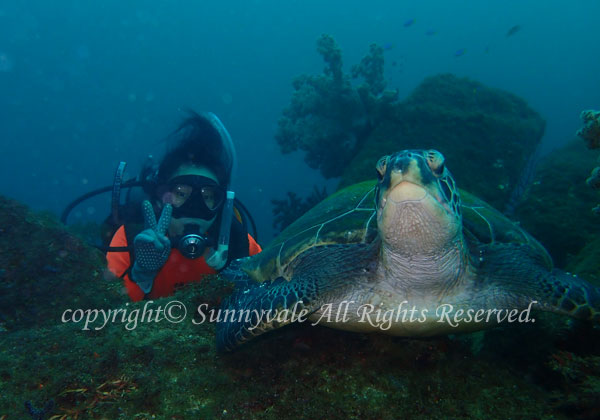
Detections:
[387, 180, 428, 202]
[377, 151, 460, 255]
[379, 155, 428, 208]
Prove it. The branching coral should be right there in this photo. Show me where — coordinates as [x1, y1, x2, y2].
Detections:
[352, 43, 386, 97]
[275, 35, 396, 178]
[277, 37, 541, 215]
[317, 33, 343, 84]
[577, 110, 600, 150]
[587, 167, 600, 215]
[577, 109, 600, 214]
[587, 167, 600, 190]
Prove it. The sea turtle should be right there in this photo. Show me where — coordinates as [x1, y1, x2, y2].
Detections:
[217, 149, 600, 351]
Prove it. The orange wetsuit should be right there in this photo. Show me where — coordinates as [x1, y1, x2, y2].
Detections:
[107, 225, 261, 301]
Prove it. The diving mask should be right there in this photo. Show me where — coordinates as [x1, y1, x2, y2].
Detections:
[164, 175, 225, 220]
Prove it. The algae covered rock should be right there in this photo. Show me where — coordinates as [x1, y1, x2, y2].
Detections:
[577, 109, 600, 215]
[1, 193, 599, 419]
[566, 236, 600, 285]
[0, 195, 122, 330]
[276, 35, 545, 211]
[514, 141, 600, 267]
[341, 74, 545, 210]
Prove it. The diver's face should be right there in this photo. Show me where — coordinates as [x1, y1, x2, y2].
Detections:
[158, 164, 222, 236]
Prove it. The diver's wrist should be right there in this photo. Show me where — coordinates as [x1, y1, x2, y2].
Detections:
[131, 262, 157, 293]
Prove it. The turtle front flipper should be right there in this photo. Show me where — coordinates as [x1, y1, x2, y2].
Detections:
[216, 242, 379, 351]
[479, 245, 600, 323]
[216, 276, 321, 352]
[221, 257, 257, 289]
[533, 270, 600, 322]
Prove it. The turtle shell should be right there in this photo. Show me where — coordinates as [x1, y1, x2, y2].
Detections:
[243, 181, 378, 283]
[460, 189, 553, 270]
[243, 181, 553, 283]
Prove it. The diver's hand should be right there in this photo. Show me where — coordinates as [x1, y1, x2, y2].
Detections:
[131, 201, 172, 293]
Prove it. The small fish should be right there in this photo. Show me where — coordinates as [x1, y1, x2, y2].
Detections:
[454, 48, 466, 57]
[425, 29, 436, 36]
[383, 43, 394, 51]
[506, 25, 521, 37]
[403, 18, 415, 27]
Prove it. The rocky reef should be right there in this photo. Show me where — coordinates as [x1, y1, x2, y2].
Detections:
[275, 35, 545, 211]
[0, 196, 121, 331]
[514, 140, 600, 269]
[577, 109, 600, 215]
[1, 194, 600, 419]
[514, 110, 600, 273]
[342, 74, 545, 210]
[566, 236, 600, 284]
[578, 110, 600, 150]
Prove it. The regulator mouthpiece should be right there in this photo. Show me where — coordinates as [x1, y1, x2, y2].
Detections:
[177, 224, 209, 259]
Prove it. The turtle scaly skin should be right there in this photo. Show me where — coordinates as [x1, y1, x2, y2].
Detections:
[217, 150, 600, 351]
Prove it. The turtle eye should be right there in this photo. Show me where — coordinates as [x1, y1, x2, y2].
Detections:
[376, 156, 389, 181]
[426, 150, 445, 176]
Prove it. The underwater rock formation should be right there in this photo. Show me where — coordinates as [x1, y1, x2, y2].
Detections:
[514, 141, 600, 268]
[275, 35, 544, 210]
[1, 195, 600, 419]
[275, 34, 397, 179]
[0, 195, 121, 330]
[340, 74, 545, 210]
[577, 109, 600, 215]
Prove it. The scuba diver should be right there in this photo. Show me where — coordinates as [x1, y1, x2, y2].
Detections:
[97, 111, 261, 301]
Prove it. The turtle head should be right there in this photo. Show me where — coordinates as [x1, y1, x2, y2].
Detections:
[376, 150, 462, 256]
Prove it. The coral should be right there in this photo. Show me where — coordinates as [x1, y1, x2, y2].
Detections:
[3, 190, 600, 419]
[587, 166, 600, 190]
[271, 185, 328, 232]
[277, 38, 544, 210]
[2, 273, 600, 419]
[316, 33, 343, 83]
[351, 43, 386, 97]
[277, 37, 544, 211]
[577, 110, 600, 150]
[577, 109, 600, 214]
[275, 35, 396, 178]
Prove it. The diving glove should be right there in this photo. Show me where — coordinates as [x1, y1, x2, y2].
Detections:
[131, 201, 172, 293]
